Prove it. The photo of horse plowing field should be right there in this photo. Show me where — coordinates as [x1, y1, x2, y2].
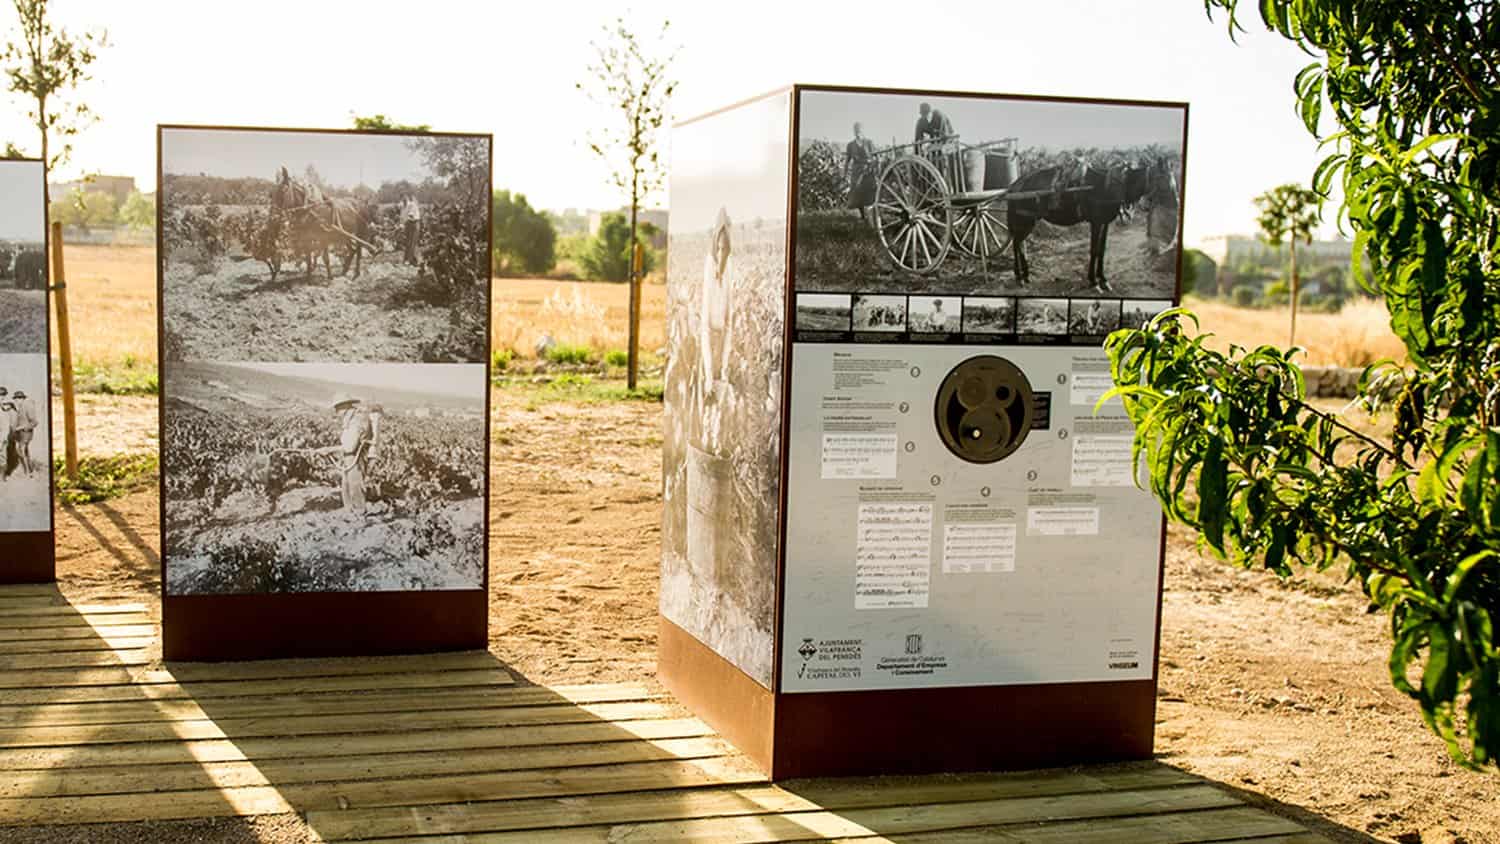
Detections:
[159, 129, 491, 364]
[162, 361, 486, 595]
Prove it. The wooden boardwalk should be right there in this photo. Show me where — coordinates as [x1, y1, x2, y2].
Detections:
[0, 586, 1326, 842]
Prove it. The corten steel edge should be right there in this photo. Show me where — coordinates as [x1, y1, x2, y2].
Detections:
[155, 125, 493, 661]
[658, 84, 1189, 780]
[0, 158, 57, 584]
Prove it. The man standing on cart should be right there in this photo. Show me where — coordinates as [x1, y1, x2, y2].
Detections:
[914, 103, 956, 155]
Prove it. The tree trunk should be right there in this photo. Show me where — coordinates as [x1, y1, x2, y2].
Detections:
[1288, 239, 1299, 346]
[627, 166, 641, 391]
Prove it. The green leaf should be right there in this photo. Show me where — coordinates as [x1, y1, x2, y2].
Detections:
[1199, 438, 1229, 553]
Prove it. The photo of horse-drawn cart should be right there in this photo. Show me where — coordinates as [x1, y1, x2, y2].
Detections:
[795, 90, 1186, 300]
[0, 159, 48, 356]
[159, 127, 492, 363]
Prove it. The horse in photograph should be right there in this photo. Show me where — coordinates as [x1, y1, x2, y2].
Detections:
[270, 167, 375, 281]
[12, 249, 46, 290]
[1006, 159, 1175, 291]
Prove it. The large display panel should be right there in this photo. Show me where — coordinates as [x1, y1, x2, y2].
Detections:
[661, 90, 791, 690]
[0, 159, 55, 582]
[158, 126, 492, 659]
[782, 88, 1183, 694]
[660, 84, 1187, 779]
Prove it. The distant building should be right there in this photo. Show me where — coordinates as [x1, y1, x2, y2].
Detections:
[48, 174, 137, 205]
[1199, 234, 1354, 268]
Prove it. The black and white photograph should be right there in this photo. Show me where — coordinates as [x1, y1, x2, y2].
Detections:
[0, 354, 51, 533]
[852, 294, 907, 332]
[1120, 298, 1175, 330]
[1016, 297, 1070, 335]
[794, 88, 1185, 300]
[662, 91, 790, 689]
[962, 296, 1016, 334]
[0, 160, 47, 355]
[908, 295, 959, 333]
[1068, 297, 1122, 335]
[162, 361, 486, 595]
[159, 127, 491, 363]
[795, 293, 852, 332]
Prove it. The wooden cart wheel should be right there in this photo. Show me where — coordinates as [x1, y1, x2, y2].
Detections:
[875, 156, 952, 275]
[951, 204, 1011, 261]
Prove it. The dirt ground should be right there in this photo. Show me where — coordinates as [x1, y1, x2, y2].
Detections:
[38, 390, 1500, 844]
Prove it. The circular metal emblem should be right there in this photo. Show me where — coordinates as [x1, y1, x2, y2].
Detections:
[933, 355, 1035, 464]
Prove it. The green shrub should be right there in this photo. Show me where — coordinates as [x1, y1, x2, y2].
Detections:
[604, 349, 629, 367]
[491, 348, 514, 372]
[53, 453, 159, 505]
[545, 343, 594, 365]
[1229, 287, 1257, 308]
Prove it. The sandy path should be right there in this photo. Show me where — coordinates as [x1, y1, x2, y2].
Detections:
[37, 390, 1497, 844]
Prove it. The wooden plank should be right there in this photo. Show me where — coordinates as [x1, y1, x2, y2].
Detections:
[0, 636, 154, 655]
[1, 736, 731, 799]
[825, 806, 1312, 843]
[0, 612, 154, 631]
[0, 624, 155, 644]
[0, 595, 63, 607]
[0, 700, 676, 748]
[0, 668, 515, 706]
[1212, 835, 1332, 844]
[0, 585, 66, 597]
[403, 784, 1240, 844]
[0, 648, 153, 671]
[307, 765, 1202, 840]
[0, 603, 149, 618]
[0, 682, 661, 728]
[0, 755, 764, 825]
[0, 649, 514, 690]
[0, 716, 713, 770]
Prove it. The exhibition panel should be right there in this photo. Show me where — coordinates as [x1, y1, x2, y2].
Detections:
[157, 126, 493, 660]
[0, 159, 55, 583]
[661, 84, 1188, 778]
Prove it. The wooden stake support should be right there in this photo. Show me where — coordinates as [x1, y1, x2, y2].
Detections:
[628, 242, 643, 390]
[49, 221, 77, 481]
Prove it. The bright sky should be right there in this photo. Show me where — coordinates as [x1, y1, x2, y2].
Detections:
[1, 1, 1336, 245]
[0, 160, 44, 241]
[230, 363, 485, 399]
[161, 128, 446, 188]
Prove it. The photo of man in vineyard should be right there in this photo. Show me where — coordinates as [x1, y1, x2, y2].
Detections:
[0, 357, 51, 534]
[159, 128, 491, 363]
[162, 361, 485, 595]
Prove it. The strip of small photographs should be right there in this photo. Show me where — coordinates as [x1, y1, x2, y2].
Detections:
[794, 293, 1174, 345]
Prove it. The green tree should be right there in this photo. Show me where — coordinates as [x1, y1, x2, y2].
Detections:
[351, 114, 431, 132]
[48, 188, 115, 232]
[1107, 1, 1500, 768]
[578, 16, 677, 388]
[491, 190, 557, 275]
[1180, 248, 1218, 297]
[2, 0, 105, 199]
[1254, 183, 1322, 343]
[119, 190, 154, 230]
[580, 212, 657, 282]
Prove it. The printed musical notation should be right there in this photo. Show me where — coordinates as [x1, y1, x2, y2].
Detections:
[855, 502, 932, 609]
[1070, 435, 1135, 487]
[822, 433, 898, 479]
[942, 522, 1017, 573]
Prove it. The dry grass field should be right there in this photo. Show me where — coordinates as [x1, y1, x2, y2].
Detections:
[1182, 295, 1407, 368]
[50, 244, 666, 367]
[52, 245, 1397, 374]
